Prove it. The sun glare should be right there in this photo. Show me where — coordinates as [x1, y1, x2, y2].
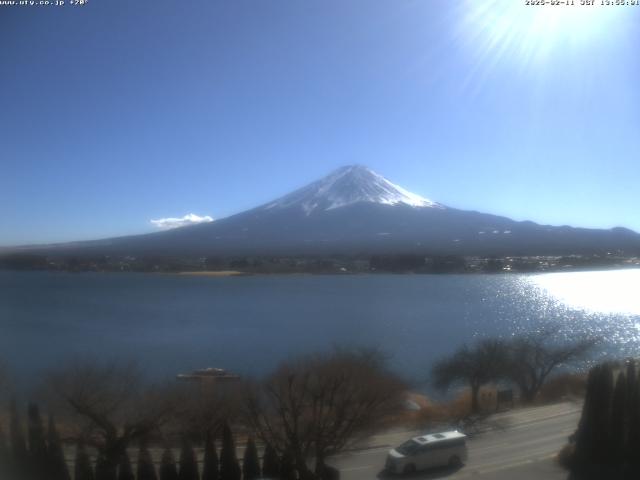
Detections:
[531, 269, 640, 316]
[459, 0, 624, 69]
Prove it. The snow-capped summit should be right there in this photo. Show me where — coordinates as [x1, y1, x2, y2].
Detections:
[262, 165, 442, 215]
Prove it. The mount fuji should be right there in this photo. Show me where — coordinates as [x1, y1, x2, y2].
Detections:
[15, 165, 640, 257]
[259, 165, 442, 214]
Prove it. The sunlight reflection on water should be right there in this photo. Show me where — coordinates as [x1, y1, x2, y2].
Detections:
[530, 269, 640, 316]
[512, 269, 640, 358]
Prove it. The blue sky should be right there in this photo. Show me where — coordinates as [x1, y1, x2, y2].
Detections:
[2, 0, 639, 246]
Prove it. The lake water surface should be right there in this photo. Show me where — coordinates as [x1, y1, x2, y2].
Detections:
[1, 270, 639, 388]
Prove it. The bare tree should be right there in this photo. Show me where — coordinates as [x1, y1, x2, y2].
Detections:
[172, 380, 243, 442]
[432, 339, 509, 414]
[505, 326, 596, 403]
[245, 348, 405, 480]
[44, 360, 179, 479]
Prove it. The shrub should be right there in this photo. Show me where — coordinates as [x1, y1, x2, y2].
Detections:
[537, 373, 587, 404]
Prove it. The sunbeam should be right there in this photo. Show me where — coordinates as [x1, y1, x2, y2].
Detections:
[457, 0, 626, 72]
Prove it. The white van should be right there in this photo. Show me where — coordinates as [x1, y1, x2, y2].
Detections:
[385, 430, 468, 475]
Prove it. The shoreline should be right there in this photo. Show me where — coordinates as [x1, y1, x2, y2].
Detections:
[1, 265, 640, 277]
[175, 270, 250, 277]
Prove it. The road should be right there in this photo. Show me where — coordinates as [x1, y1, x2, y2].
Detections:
[329, 401, 581, 480]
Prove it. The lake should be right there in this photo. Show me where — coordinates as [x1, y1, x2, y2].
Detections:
[1, 269, 639, 389]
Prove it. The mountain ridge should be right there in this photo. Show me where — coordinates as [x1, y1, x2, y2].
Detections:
[4, 165, 640, 258]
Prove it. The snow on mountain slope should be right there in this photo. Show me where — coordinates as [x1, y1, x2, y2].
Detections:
[261, 165, 442, 215]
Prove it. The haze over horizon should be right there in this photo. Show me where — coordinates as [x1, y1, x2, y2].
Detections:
[2, 0, 639, 246]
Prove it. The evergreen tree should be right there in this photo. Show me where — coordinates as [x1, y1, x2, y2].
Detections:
[242, 438, 260, 480]
[594, 363, 614, 465]
[628, 363, 640, 473]
[0, 421, 10, 478]
[9, 400, 28, 474]
[589, 363, 613, 465]
[610, 372, 627, 465]
[137, 443, 158, 480]
[574, 365, 601, 469]
[28, 403, 49, 476]
[261, 444, 280, 479]
[48, 414, 71, 480]
[279, 450, 296, 480]
[75, 442, 95, 480]
[219, 423, 241, 480]
[626, 360, 637, 407]
[573, 363, 617, 475]
[160, 447, 179, 480]
[95, 452, 118, 480]
[178, 438, 199, 480]
[117, 450, 135, 480]
[202, 435, 219, 480]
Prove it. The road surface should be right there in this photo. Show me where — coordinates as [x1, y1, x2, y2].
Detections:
[329, 401, 581, 480]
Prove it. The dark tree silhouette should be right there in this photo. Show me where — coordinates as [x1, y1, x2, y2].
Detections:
[9, 400, 28, 474]
[137, 443, 158, 480]
[219, 423, 241, 480]
[261, 444, 280, 479]
[178, 438, 199, 480]
[28, 404, 49, 477]
[571, 363, 616, 477]
[626, 359, 640, 467]
[279, 450, 296, 480]
[48, 414, 71, 480]
[626, 360, 637, 407]
[202, 435, 219, 480]
[242, 437, 261, 480]
[574, 366, 597, 467]
[593, 364, 614, 465]
[96, 452, 117, 480]
[432, 340, 508, 413]
[117, 449, 135, 480]
[0, 420, 10, 478]
[75, 442, 96, 480]
[610, 372, 627, 466]
[160, 447, 179, 480]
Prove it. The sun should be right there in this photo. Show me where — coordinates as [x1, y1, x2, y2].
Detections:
[458, 0, 624, 69]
